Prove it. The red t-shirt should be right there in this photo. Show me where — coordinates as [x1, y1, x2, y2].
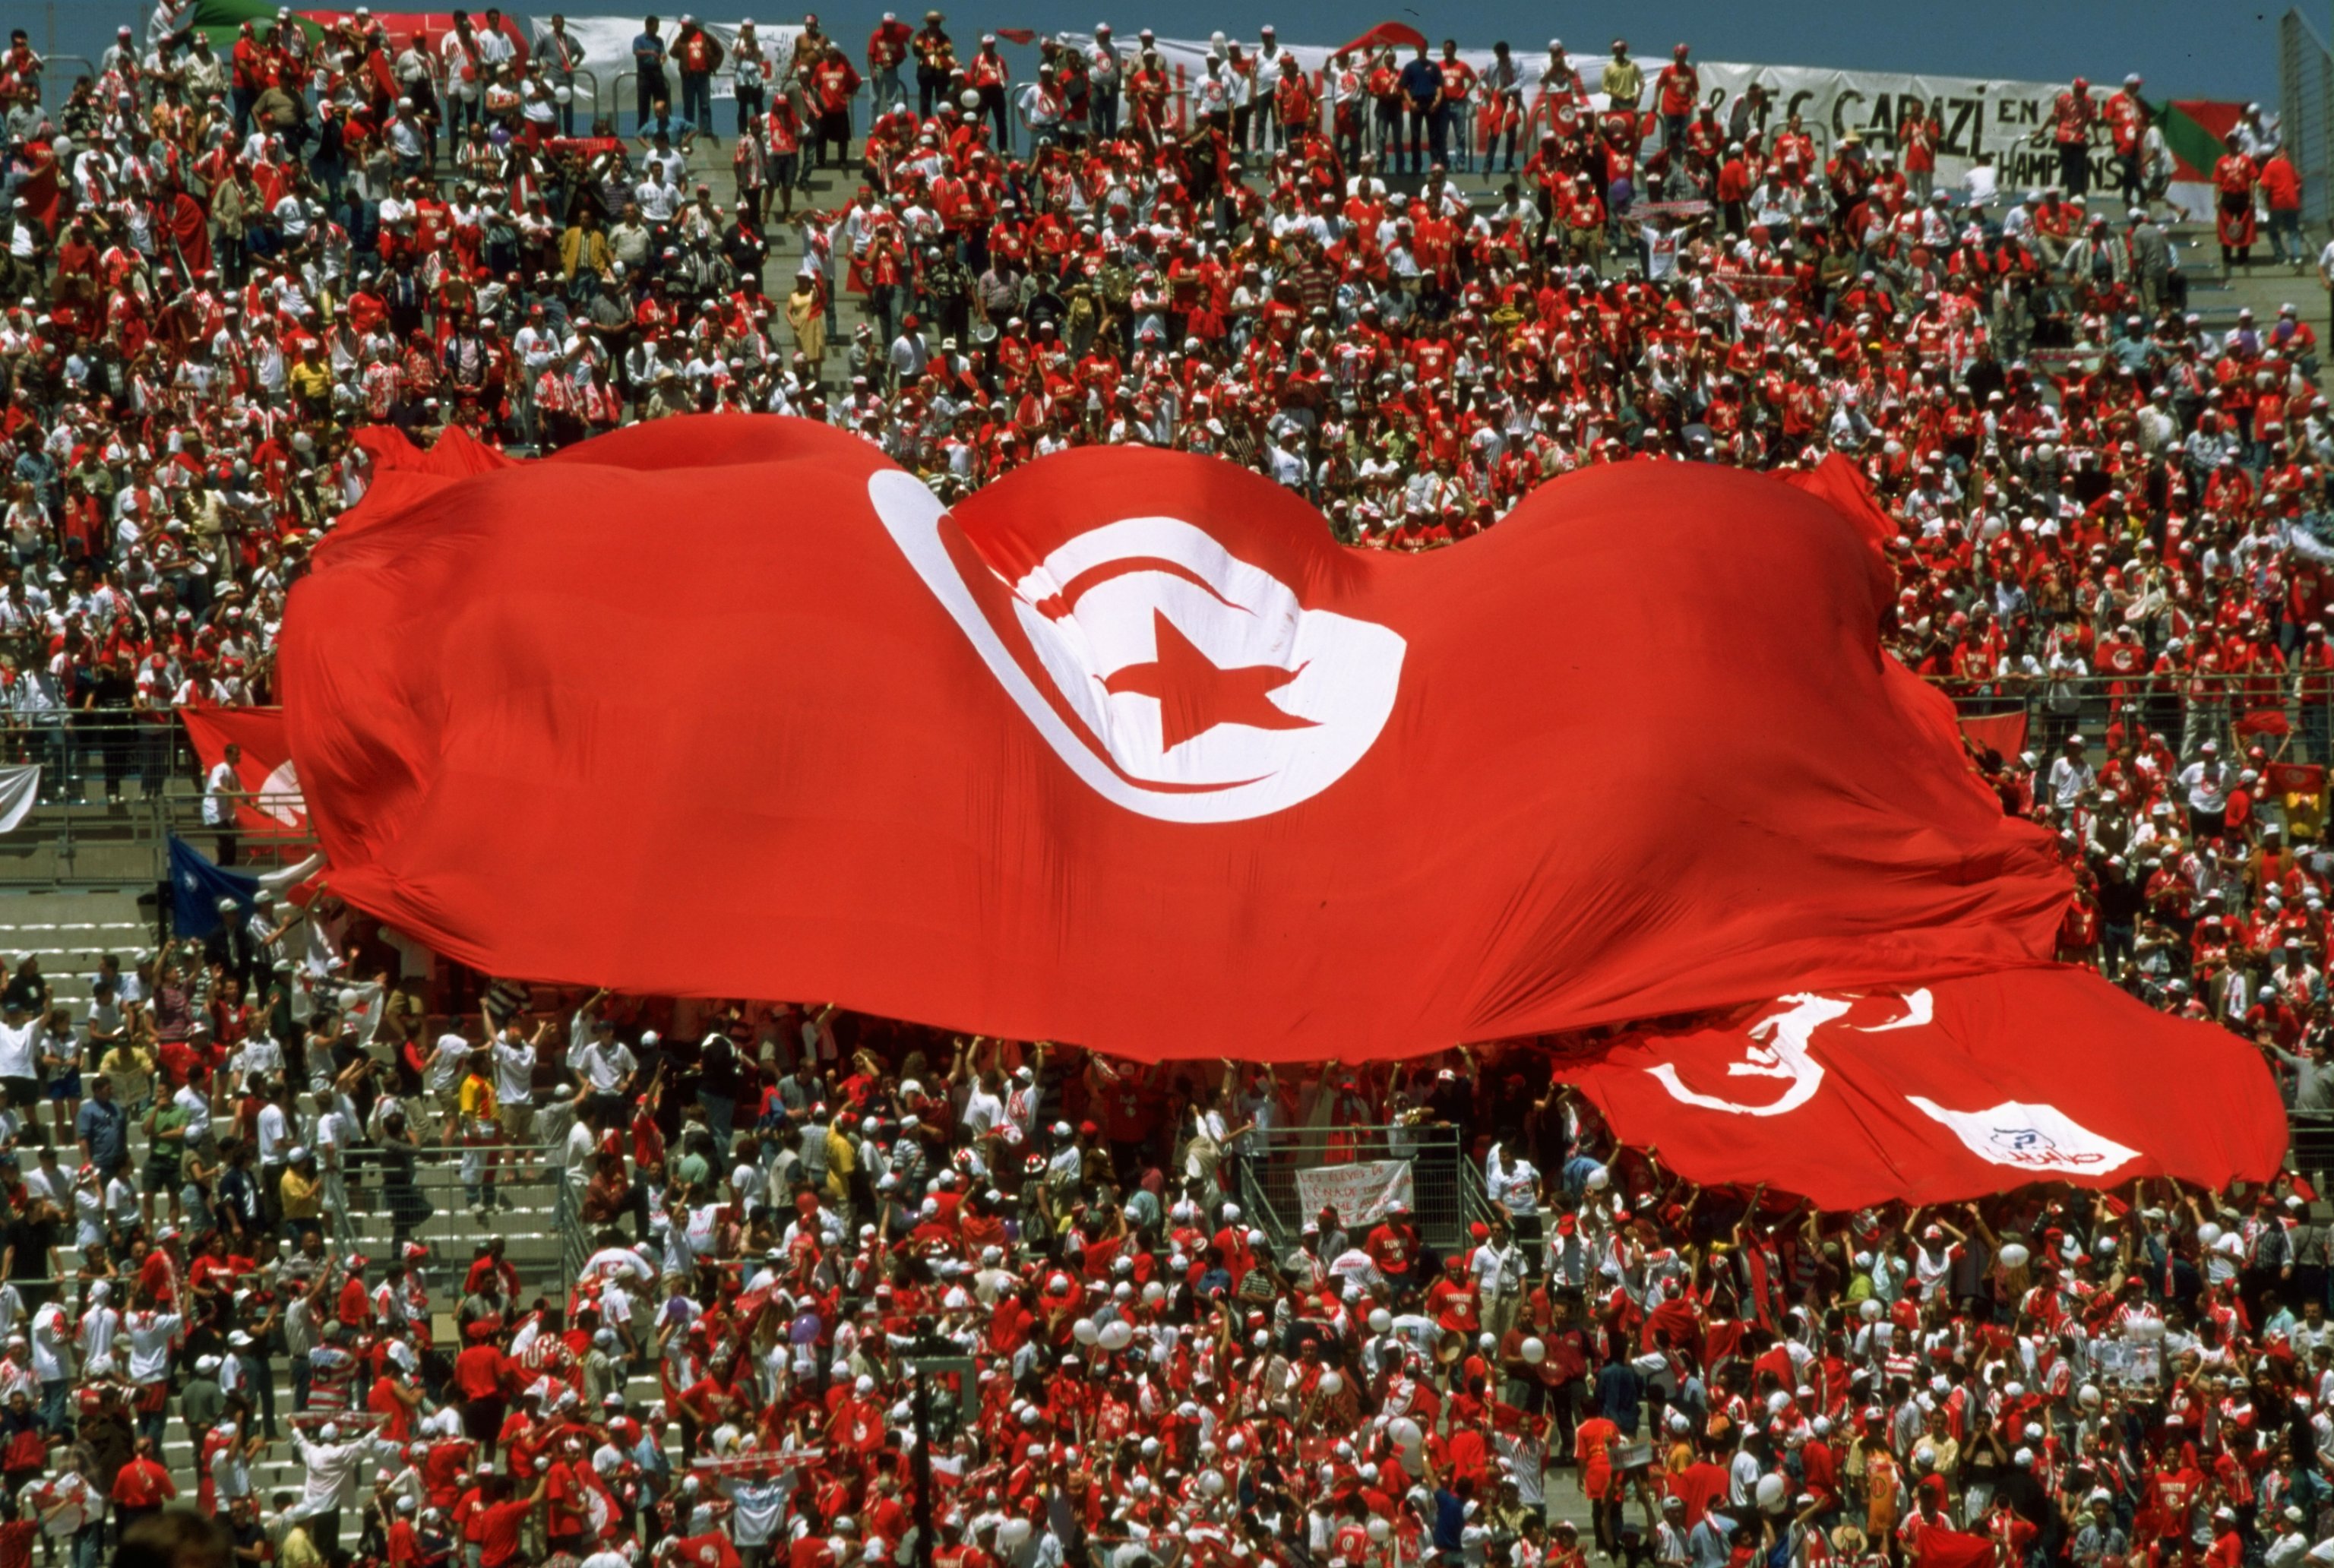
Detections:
[453, 1345, 507, 1402]
[679, 1533, 743, 1568]
[423, 1440, 472, 1506]
[156, 1038, 201, 1089]
[478, 1498, 535, 1568]
[1365, 1222, 1417, 1277]
[368, 1375, 413, 1441]
[546, 1462, 588, 1540]
[110, 1458, 176, 1508]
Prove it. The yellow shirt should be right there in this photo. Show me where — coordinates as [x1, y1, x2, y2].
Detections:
[2285, 785, 2327, 841]
[458, 1073, 498, 1124]
[288, 359, 334, 405]
[280, 1165, 324, 1220]
[280, 1526, 324, 1568]
[1600, 58, 1643, 102]
[823, 1124, 855, 1201]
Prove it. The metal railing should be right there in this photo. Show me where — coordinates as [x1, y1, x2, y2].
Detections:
[1237, 1157, 1291, 1247]
[1924, 670, 2334, 761]
[337, 1137, 572, 1278]
[33, 55, 94, 96]
[566, 66, 601, 118]
[556, 1159, 588, 1299]
[2291, 1109, 2334, 1180]
[0, 710, 316, 885]
[1460, 1155, 1501, 1236]
[2285, 10, 2334, 229]
[1, 710, 204, 796]
[1237, 1121, 1472, 1257]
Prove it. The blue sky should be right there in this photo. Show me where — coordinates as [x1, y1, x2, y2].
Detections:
[35, 0, 2277, 104]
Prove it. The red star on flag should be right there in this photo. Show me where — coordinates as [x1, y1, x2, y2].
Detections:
[1102, 610, 1318, 753]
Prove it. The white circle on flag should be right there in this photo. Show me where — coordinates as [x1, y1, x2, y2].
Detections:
[258, 760, 307, 826]
[869, 471, 1406, 823]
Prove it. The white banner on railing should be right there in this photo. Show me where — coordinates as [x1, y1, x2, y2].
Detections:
[0, 766, 39, 836]
[1292, 1158, 1414, 1226]
[1047, 33, 2202, 211]
[532, 17, 2209, 217]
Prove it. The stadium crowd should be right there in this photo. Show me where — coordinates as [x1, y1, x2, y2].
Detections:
[0, 14, 2332, 1568]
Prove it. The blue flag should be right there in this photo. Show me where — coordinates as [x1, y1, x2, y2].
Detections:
[169, 835, 258, 940]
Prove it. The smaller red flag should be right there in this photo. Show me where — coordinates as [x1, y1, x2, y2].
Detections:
[1552, 969, 2281, 1208]
[2266, 761, 2326, 796]
[1908, 1525, 1999, 1568]
[1956, 710, 2028, 761]
[1333, 21, 1428, 55]
[179, 704, 310, 850]
[14, 157, 57, 236]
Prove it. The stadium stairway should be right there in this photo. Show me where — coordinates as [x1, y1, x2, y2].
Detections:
[138, 1158, 664, 1503]
[0, 888, 623, 1496]
[0, 885, 156, 1009]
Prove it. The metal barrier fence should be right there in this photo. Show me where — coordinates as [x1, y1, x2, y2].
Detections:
[0, 712, 267, 887]
[2294, 1111, 2334, 1181]
[1926, 672, 2334, 762]
[2285, 10, 2334, 229]
[568, 66, 601, 119]
[29, 55, 94, 94]
[0, 711, 202, 797]
[1236, 1121, 1473, 1257]
[337, 1138, 578, 1292]
[2290, 15, 2334, 226]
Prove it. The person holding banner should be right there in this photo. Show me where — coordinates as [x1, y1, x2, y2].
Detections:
[1899, 100, 1941, 204]
[541, 14, 587, 134]
[1655, 44, 1698, 160]
[1397, 43, 1443, 175]
[865, 14, 910, 115]
[1479, 41, 1522, 173]
[2215, 131, 2261, 277]
[1083, 24, 1121, 136]
[2051, 77, 2098, 198]
[1365, 46, 1403, 167]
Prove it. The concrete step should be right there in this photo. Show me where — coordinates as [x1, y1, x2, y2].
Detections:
[0, 886, 153, 929]
[150, 1370, 688, 1491]
[0, 889, 153, 991]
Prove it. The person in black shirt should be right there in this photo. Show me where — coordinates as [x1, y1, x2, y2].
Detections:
[214, 1137, 263, 1250]
[82, 650, 136, 804]
[0, 955, 46, 1017]
[0, 1192, 59, 1309]
[2095, 855, 2145, 974]
[697, 1029, 742, 1164]
[723, 216, 768, 292]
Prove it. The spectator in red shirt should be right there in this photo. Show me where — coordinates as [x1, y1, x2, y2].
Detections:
[109, 1437, 177, 1533]
[474, 1470, 549, 1568]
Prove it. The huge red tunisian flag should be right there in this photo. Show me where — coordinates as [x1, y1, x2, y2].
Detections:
[279, 416, 2280, 1192]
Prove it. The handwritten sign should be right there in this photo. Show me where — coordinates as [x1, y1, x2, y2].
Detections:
[1292, 1159, 1415, 1227]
